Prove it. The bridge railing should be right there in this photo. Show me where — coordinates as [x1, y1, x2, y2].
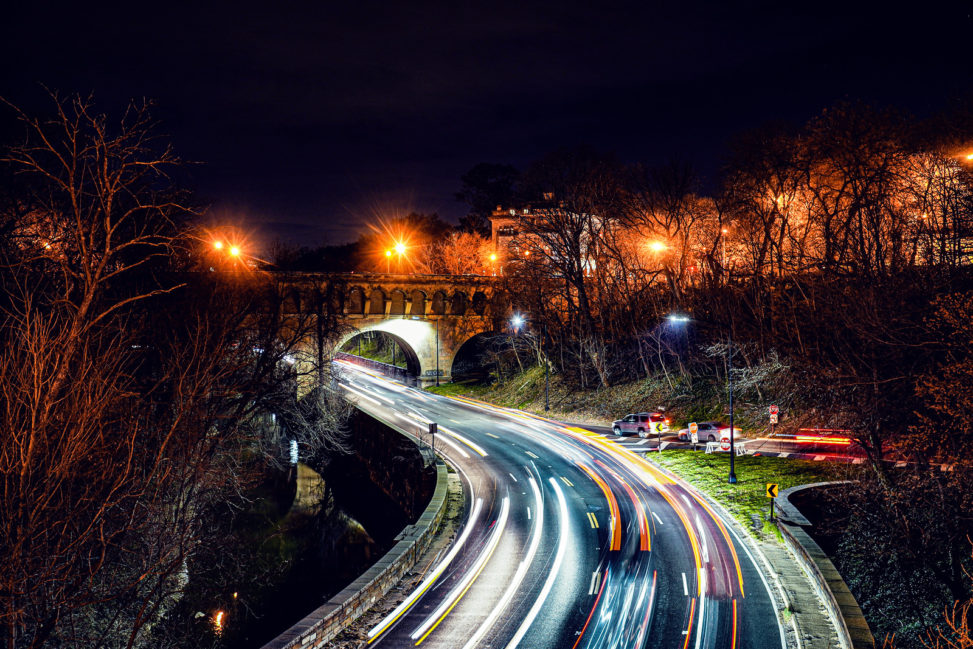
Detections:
[334, 351, 415, 386]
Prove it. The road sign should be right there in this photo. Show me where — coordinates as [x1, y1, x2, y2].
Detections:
[770, 413, 778, 425]
[769, 405, 779, 415]
[766, 483, 778, 498]
[689, 422, 698, 445]
[720, 438, 730, 451]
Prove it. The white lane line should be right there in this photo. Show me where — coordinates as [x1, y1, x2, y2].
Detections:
[366, 498, 484, 640]
[587, 571, 601, 595]
[682, 572, 689, 596]
[652, 511, 664, 526]
[460, 478, 545, 649]
[503, 478, 571, 649]
[694, 516, 710, 564]
[508, 472, 518, 483]
[527, 507, 531, 520]
[636, 439, 649, 446]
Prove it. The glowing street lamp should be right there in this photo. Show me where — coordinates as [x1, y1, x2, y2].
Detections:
[229, 245, 240, 257]
[213, 240, 224, 251]
[385, 249, 392, 273]
[393, 242, 407, 273]
[667, 312, 738, 484]
[648, 241, 667, 253]
[489, 253, 498, 276]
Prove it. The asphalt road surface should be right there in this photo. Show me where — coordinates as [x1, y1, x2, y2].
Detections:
[336, 361, 787, 649]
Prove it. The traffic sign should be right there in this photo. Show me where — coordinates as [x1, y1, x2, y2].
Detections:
[769, 405, 779, 415]
[689, 422, 698, 445]
[689, 422, 698, 433]
[770, 413, 778, 425]
[720, 438, 730, 451]
[766, 483, 779, 498]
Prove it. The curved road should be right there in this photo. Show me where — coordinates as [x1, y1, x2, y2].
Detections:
[336, 361, 787, 649]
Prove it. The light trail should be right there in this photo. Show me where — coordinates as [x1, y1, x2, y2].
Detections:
[460, 476, 544, 649]
[433, 432, 470, 459]
[410, 497, 511, 644]
[503, 478, 570, 649]
[576, 462, 621, 551]
[439, 425, 488, 457]
[366, 498, 484, 642]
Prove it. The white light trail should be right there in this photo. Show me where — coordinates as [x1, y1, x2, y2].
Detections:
[366, 498, 484, 641]
[460, 477, 544, 649]
[433, 433, 470, 459]
[410, 497, 511, 642]
[503, 478, 571, 649]
[439, 425, 488, 457]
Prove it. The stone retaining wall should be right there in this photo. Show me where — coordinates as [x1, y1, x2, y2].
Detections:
[260, 414, 450, 649]
[776, 482, 875, 649]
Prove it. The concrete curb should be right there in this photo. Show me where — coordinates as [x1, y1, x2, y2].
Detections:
[776, 483, 875, 649]
[259, 417, 451, 649]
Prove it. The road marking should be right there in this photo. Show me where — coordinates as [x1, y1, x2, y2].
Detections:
[486, 432, 500, 439]
[527, 507, 531, 520]
[525, 451, 539, 459]
[587, 512, 599, 528]
[508, 472, 518, 482]
[652, 511, 664, 525]
[587, 571, 601, 595]
[560, 476, 574, 487]
[682, 572, 688, 596]
[636, 439, 649, 446]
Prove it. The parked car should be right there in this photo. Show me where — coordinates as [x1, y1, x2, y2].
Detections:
[676, 421, 741, 442]
[611, 412, 670, 438]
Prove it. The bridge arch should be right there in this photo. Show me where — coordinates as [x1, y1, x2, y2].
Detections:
[409, 290, 426, 316]
[347, 287, 365, 315]
[449, 291, 469, 315]
[389, 289, 407, 316]
[431, 291, 447, 315]
[367, 288, 386, 315]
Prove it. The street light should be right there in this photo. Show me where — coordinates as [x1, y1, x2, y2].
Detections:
[509, 314, 549, 410]
[394, 242, 407, 273]
[489, 253, 498, 276]
[648, 241, 668, 253]
[667, 312, 738, 484]
[385, 249, 392, 273]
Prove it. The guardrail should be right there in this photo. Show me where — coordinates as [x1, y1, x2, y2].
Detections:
[776, 482, 875, 649]
[260, 412, 450, 649]
[335, 351, 415, 385]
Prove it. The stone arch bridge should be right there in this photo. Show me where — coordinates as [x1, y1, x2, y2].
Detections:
[279, 273, 503, 386]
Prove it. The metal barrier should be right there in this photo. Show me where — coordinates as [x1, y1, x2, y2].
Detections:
[335, 351, 416, 385]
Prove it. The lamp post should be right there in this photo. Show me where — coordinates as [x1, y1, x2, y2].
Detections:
[395, 242, 406, 273]
[543, 321, 549, 411]
[667, 312, 738, 484]
[385, 249, 392, 273]
[435, 317, 440, 387]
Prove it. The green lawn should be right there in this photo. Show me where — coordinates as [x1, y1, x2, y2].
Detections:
[426, 382, 492, 398]
[647, 450, 848, 540]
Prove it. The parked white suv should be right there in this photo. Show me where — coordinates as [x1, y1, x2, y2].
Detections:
[612, 412, 669, 438]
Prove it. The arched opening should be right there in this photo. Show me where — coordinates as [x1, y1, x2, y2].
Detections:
[450, 331, 501, 383]
[472, 291, 487, 315]
[347, 287, 365, 315]
[367, 288, 386, 315]
[389, 289, 406, 316]
[340, 330, 421, 379]
[409, 290, 426, 316]
[431, 290, 447, 315]
[449, 291, 469, 315]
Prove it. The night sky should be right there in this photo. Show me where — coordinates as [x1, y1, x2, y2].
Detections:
[2, 0, 971, 247]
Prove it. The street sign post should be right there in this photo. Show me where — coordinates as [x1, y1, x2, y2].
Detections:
[689, 422, 698, 448]
[770, 413, 778, 425]
[428, 422, 437, 455]
[766, 483, 779, 521]
[720, 438, 730, 451]
[769, 405, 779, 415]
[769, 405, 779, 436]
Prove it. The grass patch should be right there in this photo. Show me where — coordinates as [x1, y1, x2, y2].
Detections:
[426, 381, 491, 398]
[648, 450, 846, 541]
